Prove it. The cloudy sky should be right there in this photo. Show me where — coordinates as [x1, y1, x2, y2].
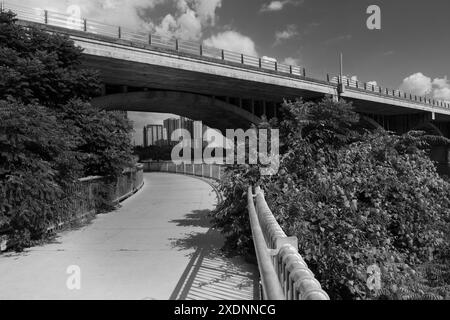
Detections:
[14, 0, 450, 143]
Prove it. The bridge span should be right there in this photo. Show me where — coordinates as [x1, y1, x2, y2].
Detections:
[5, 2, 450, 135]
[0, 173, 257, 300]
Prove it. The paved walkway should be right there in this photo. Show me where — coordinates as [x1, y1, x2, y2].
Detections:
[0, 173, 258, 300]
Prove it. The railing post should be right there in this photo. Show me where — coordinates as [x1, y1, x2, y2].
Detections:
[199, 44, 203, 56]
[118, 26, 121, 39]
[83, 19, 87, 32]
[175, 39, 179, 51]
[44, 10, 48, 24]
[149, 34, 152, 45]
[274, 62, 277, 71]
[241, 53, 244, 64]
[259, 58, 262, 68]
[326, 74, 330, 82]
[290, 66, 292, 74]
[221, 49, 224, 60]
[302, 68, 306, 77]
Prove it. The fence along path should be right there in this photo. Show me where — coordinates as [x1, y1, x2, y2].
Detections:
[143, 161, 329, 300]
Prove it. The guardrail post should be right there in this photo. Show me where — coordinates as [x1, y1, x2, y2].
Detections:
[274, 62, 277, 71]
[259, 58, 262, 68]
[118, 26, 121, 39]
[149, 34, 152, 45]
[199, 45, 203, 56]
[241, 53, 244, 64]
[290, 66, 293, 74]
[221, 49, 224, 60]
[44, 10, 48, 24]
[302, 68, 306, 77]
[175, 39, 179, 51]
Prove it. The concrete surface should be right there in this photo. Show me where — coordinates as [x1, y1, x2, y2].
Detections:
[0, 173, 257, 300]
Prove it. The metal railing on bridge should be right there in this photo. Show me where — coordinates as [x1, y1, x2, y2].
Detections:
[328, 75, 450, 110]
[1, 2, 306, 80]
[3, 2, 449, 112]
[247, 186, 329, 300]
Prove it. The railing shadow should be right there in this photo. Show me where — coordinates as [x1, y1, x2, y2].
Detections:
[168, 210, 259, 300]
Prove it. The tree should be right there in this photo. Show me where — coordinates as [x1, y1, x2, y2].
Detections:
[0, 10, 134, 249]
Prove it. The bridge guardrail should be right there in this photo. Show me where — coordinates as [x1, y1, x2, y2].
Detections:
[1, 3, 307, 79]
[248, 186, 329, 300]
[329, 75, 450, 109]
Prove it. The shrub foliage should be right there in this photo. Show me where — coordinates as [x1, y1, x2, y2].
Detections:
[212, 97, 450, 299]
[0, 11, 133, 249]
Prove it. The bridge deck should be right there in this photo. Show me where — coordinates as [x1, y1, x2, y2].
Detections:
[0, 173, 257, 300]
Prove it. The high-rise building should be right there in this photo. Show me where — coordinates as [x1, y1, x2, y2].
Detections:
[193, 121, 208, 149]
[163, 116, 194, 145]
[143, 124, 165, 147]
[163, 118, 179, 145]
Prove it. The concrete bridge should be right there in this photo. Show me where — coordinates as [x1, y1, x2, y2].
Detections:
[6, 2, 450, 137]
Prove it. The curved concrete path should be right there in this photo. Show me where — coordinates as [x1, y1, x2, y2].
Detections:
[0, 173, 257, 300]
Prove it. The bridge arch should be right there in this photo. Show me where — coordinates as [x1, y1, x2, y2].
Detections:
[412, 121, 444, 137]
[359, 115, 384, 130]
[91, 91, 261, 132]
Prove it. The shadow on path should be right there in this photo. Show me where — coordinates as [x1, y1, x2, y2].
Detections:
[169, 210, 259, 300]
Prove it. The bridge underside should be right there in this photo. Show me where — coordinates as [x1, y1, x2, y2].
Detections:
[91, 91, 261, 132]
[81, 54, 328, 103]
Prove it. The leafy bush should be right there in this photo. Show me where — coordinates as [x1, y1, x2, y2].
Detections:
[212, 97, 450, 299]
[0, 11, 134, 249]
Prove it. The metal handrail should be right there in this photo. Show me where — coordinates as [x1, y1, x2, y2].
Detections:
[329, 75, 450, 109]
[248, 186, 329, 300]
[142, 160, 223, 180]
[247, 186, 285, 300]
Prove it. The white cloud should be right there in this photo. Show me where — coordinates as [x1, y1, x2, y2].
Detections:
[399, 72, 450, 102]
[15, 0, 222, 41]
[282, 57, 300, 66]
[154, 0, 222, 40]
[274, 24, 298, 45]
[260, 0, 303, 12]
[203, 31, 258, 56]
[399, 72, 432, 96]
[432, 76, 450, 102]
[262, 56, 277, 62]
[15, 0, 163, 30]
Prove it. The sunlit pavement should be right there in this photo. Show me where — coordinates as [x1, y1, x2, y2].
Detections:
[0, 173, 258, 300]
